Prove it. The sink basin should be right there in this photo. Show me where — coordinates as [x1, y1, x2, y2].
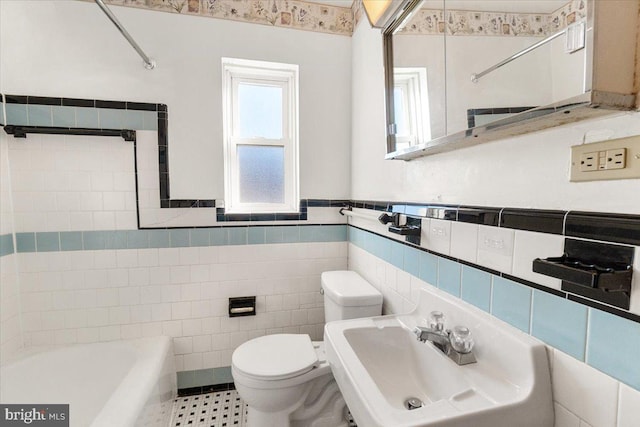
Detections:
[325, 287, 553, 427]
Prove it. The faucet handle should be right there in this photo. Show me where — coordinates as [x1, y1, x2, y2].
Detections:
[429, 311, 445, 333]
[449, 325, 474, 354]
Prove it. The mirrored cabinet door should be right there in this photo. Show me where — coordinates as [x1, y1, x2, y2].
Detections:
[389, 0, 446, 152]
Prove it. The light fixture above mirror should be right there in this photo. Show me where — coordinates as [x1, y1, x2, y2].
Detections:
[363, 0, 418, 28]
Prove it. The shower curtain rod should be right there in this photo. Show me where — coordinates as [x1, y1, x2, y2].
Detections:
[471, 28, 566, 83]
[94, 0, 156, 70]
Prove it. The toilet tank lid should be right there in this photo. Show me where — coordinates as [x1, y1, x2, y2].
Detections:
[321, 271, 382, 307]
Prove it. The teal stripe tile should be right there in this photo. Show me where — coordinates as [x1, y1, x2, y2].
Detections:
[122, 110, 144, 130]
[419, 251, 438, 285]
[149, 230, 170, 248]
[177, 369, 215, 389]
[390, 240, 404, 269]
[104, 230, 128, 249]
[16, 233, 36, 253]
[228, 227, 247, 245]
[98, 108, 124, 129]
[282, 226, 300, 243]
[248, 227, 266, 245]
[27, 105, 52, 126]
[5, 104, 28, 125]
[60, 232, 83, 251]
[141, 111, 158, 131]
[170, 230, 190, 247]
[0, 102, 4, 125]
[403, 245, 420, 277]
[36, 232, 60, 252]
[76, 107, 99, 128]
[83, 231, 107, 250]
[491, 277, 531, 333]
[213, 366, 234, 384]
[328, 224, 347, 242]
[265, 226, 284, 244]
[587, 309, 640, 390]
[532, 290, 588, 360]
[190, 229, 210, 247]
[460, 266, 492, 312]
[348, 227, 365, 248]
[438, 258, 461, 297]
[127, 230, 149, 249]
[300, 225, 322, 242]
[210, 228, 228, 246]
[52, 106, 76, 127]
[0, 234, 14, 256]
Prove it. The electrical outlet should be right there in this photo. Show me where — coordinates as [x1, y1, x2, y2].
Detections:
[605, 148, 626, 170]
[579, 152, 598, 171]
[570, 135, 640, 181]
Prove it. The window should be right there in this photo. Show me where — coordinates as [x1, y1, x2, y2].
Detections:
[222, 58, 299, 214]
[393, 67, 431, 150]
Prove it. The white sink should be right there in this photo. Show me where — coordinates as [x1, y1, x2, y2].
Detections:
[325, 287, 554, 427]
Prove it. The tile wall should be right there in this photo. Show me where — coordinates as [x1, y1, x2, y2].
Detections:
[0, 131, 22, 363]
[0, 131, 348, 371]
[347, 212, 640, 427]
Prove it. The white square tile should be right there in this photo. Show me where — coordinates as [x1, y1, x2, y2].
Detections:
[618, 383, 640, 427]
[554, 403, 580, 427]
[422, 219, 451, 255]
[450, 222, 479, 263]
[513, 230, 564, 290]
[477, 225, 514, 274]
[553, 350, 619, 427]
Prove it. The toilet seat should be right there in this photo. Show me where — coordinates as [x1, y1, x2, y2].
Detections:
[232, 334, 319, 381]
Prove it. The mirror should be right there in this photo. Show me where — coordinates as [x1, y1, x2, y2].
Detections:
[385, 0, 589, 157]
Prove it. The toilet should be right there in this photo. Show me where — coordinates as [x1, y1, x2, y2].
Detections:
[231, 270, 383, 427]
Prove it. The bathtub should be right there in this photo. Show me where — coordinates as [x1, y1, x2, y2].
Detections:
[0, 336, 176, 427]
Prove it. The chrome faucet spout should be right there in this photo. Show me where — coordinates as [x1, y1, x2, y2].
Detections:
[413, 326, 450, 347]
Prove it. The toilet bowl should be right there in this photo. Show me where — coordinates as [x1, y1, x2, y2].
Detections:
[231, 271, 382, 427]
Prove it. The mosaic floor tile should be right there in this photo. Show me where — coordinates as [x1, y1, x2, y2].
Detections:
[171, 390, 247, 427]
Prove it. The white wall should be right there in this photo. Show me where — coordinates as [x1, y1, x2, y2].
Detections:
[0, 131, 22, 364]
[351, 20, 640, 213]
[0, 0, 352, 200]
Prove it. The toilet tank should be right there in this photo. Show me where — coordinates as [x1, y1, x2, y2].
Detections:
[321, 271, 383, 323]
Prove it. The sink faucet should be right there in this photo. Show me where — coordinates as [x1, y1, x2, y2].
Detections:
[414, 326, 450, 351]
[413, 311, 477, 366]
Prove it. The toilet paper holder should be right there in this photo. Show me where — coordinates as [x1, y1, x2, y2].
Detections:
[229, 296, 256, 317]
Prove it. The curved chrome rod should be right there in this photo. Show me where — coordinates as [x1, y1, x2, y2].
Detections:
[94, 0, 156, 70]
[471, 29, 565, 83]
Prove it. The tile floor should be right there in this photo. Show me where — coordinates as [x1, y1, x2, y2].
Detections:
[171, 389, 358, 427]
[171, 390, 247, 427]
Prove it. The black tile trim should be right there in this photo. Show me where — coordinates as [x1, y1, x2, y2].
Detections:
[568, 294, 640, 323]
[348, 224, 640, 324]
[169, 200, 216, 208]
[177, 383, 236, 397]
[500, 208, 566, 235]
[565, 211, 640, 246]
[458, 206, 501, 226]
[4, 95, 28, 104]
[3, 125, 135, 142]
[62, 98, 95, 107]
[4, 94, 158, 111]
[348, 201, 640, 246]
[501, 273, 567, 298]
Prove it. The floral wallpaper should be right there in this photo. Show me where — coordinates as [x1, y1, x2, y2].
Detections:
[84, 0, 586, 38]
[87, 0, 353, 36]
[400, 0, 587, 37]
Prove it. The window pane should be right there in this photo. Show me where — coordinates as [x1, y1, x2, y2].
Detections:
[393, 86, 408, 136]
[238, 145, 285, 204]
[237, 83, 283, 139]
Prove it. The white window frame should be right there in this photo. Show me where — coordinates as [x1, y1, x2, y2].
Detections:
[393, 67, 431, 150]
[222, 57, 299, 214]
